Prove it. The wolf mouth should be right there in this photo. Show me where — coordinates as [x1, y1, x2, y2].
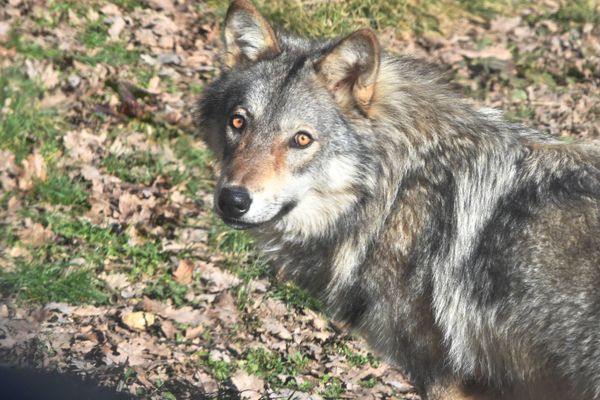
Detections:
[218, 201, 297, 230]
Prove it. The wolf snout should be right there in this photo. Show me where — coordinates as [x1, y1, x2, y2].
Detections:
[217, 186, 252, 219]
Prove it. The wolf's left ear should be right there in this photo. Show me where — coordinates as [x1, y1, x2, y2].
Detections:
[223, 0, 281, 68]
[315, 29, 381, 112]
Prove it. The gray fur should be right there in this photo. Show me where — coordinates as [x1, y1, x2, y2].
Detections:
[196, 2, 600, 399]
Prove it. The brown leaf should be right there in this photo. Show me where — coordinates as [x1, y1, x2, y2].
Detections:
[106, 338, 151, 366]
[460, 46, 513, 61]
[121, 311, 155, 331]
[142, 297, 209, 326]
[19, 151, 47, 191]
[160, 319, 177, 339]
[118, 192, 142, 219]
[173, 259, 194, 285]
[230, 371, 264, 400]
[213, 292, 239, 325]
[18, 223, 53, 247]
[264, 317, 292, 341]
[0, 22, 10, 43]
[185, 324, 204, 340]
[108, 16, 126, 41]
[100, 3, 121, 16]
[198, 262, 241, 293]
[99, 272, 130, 292]
[0, 151, 18, 191]
[147, 0, 175, 12]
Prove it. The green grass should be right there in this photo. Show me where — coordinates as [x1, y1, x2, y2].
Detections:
[8, 27, 139, 67]
[550, 0, 600, 26]
[332, 343, 380, 369]
[242, 347, 310, 388]
[0, 68, 63, 162]
[101, 152, 168, 185]
[47, 215, 171, 277]
[74, 42, 141, 66]
[208, 217, 325, 312]
[144, 275, 189, 307]
[30, 173, 90, 207]
[196, 351, 234, 382]
[6, 31, 64, 62]
[0, 209, 176, 304]
[110, 0, 144, 11]
[0, 258, 108, 304]
[320, 374, 345, 399]
[80, 20, 109, 48]
[208, 0, 528, 38]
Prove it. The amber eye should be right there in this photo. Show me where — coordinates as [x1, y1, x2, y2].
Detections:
[293, 131, 313, 148]
[230, 114, 246, 131]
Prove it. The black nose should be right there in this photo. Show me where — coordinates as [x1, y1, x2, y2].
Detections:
[217, 186, 252, 219]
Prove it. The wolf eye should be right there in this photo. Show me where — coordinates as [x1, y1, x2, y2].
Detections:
[292, 131, 313, 149]
[230, 114, 246, 131]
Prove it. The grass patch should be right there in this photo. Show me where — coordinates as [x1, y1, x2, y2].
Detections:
[209, 0, 528, 38]
[144, 275, 189, 307]
[7, 30, 64, 62]
[74, 42, 140, 66]
[0, 258, 107, 304]
[30, 173, 89, 208]
[43, 213, 171, 278]
[272, 282, 324, 312]
[101, 152, 167, 185]
[333, 343, 380, 369]
[550, 0, 600, 26]
[196, 351, 234, 382]
[320, 374, 345, 399]
[109, 0, 144, 11]
[0, 68, 63, 162]
[243, 347, 309, 387]
[80, 20, 109, 48]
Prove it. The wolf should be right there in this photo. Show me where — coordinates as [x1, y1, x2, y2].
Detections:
[196, 1, 600, 399]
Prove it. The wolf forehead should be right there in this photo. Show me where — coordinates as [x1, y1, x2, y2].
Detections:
[216, 54, 338, 124]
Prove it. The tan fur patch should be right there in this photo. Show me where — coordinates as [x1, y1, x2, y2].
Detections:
[228, 139, 288, 191]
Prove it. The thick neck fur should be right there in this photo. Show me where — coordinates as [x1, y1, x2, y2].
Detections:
[255, 51, 534, 301]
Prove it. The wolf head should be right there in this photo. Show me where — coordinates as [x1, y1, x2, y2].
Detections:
[197, 0, 381, 237]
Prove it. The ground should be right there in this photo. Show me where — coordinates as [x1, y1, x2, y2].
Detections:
[0, 0, 599, 399]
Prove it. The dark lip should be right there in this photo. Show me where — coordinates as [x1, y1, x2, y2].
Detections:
[220, 217, 262, 230]
[216, 202, 297, 230]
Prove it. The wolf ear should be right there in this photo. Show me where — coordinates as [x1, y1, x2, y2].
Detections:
[223, 0, 281, 68]
[315, 29, 381, 112]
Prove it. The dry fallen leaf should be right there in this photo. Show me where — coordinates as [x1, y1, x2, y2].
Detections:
[18, 151, 47, 191]
[184, 324, 204, 340]
[160, 319, 177, 339]
[100, 272, 130, 292]
[18, 223, 53, 247]
[121, 311, 155, 331]
[173, 259, 194, 285]
[230, 371, 264, 400]
[143, 297, 209, 326]
[108, 16, 126, 41]
[198, 261, 241, 293]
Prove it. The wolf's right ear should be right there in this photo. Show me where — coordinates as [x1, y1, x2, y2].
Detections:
[223, 0, 281, 69]
[315, 29, 380, 113]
